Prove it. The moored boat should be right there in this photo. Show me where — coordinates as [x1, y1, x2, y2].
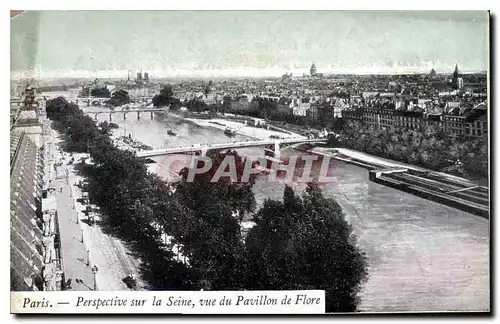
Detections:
[224, 128, 236, 137]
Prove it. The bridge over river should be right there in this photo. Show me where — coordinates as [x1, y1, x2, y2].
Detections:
[136, 138, 327, 158]
[41, 94, 154, 106]
[86, 107, 168, 121]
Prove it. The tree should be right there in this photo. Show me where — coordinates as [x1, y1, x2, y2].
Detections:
[98, 121, 113, 136]
[153, 84, 175, 107]
[246, 185, 368, 312]
[107, 89, 130, 107]
[80, 86, 111, 98]
[334, 117, 488, 180]
[91, 87, 111, 98]
[186, 98, 209, 112]
[177, 149, 257, 220]
[172, 149, 255, 290]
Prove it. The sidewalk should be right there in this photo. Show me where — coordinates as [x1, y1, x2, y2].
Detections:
[65, 159, 146, 291]
[45, 120, 147, 291]
[54, 166, 95, 291]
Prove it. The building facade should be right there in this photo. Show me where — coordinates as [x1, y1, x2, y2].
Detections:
[10, 130, 63, 291]
[342, 105, 488, 139]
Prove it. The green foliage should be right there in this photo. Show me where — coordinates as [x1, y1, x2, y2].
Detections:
[336, 120, 488, 180]
[92, 87, 111, 98]
[106, 89, 130, 107]
[171, 149, 256, 290]
[46, 97, 110, 152]
[246, 185, 368, 312]
[80, 87, 111, 98]
[186, 98, 209, 112]
[177, 149, 257, 219]
[153, 84, 181, 108]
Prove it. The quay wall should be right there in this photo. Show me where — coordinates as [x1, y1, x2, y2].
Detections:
[306, 148, 489, 218]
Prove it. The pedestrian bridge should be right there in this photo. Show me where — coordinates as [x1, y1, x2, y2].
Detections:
[137, 138, 328, 158]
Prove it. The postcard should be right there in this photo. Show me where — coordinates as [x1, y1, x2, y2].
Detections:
[10, 10, 490, 314]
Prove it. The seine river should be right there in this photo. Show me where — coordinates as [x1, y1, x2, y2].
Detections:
[60, 94, 489, 312]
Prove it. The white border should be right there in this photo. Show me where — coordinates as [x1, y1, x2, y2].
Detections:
[2, 1, 496, 324]
[1, 1, 495, 10]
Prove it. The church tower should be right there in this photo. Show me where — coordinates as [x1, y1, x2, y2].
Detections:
[452, 64, 459, 82]
[310, 63, 317, 76]
[452, 64, 459, 89]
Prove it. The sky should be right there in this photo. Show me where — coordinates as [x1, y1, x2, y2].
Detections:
[10, 10, 489, 78]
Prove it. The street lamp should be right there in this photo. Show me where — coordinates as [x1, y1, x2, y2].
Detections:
[92, 265, 99, 291]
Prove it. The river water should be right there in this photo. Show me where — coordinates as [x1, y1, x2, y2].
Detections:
[50, 93, 489, 312]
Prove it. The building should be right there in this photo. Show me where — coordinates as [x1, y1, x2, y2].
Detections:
[144, 72, 149, 84]
[443, 115, 466, 136]
[24, 85, 36, 108]
[276, 97, 293, 115]
[429, 68, 437, 79]
[452, 64, 459, 86]
[310, 63, 317, 77]
[230, 95, 253, 113]
[394, 110, 423, 130]
[204, 93, 223, 105]
[332, 97, 349, 118]
[293, 97, 311, 116]
[10, 130, 61, 291]
[246, 117, 266, 127]
[345, 102, 487, 139]
[464, 105, 488, 138]
[11, 82, 65, 291]
[457, 77, 464, 90]
[12, 84, 43, 147]
[341, 109, 363, 121]
[136, 71, 143, 83]
[105, 84, 116, 92]
[306, 103, 320, 120]
[360, 107, 396, 129]
[464, 82, 487, 95]
[425, 113, 443, 129]
[318, 103, 335, 120]
[445, 101, 461, 115]
[465, 113, 487, 138]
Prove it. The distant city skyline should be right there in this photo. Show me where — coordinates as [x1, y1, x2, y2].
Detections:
[11, 10, 489, 79]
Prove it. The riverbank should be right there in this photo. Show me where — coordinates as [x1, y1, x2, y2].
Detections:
[328, 147, 484, 188]
[305, 147, 489, 218]
[185, 116, 306, 141]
